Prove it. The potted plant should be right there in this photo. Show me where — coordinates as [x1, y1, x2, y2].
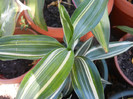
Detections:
[23, 0, 113, 42]
[114, 26, 133, 86]
[109, 89, 133, 99]
[0, 1, 130, 98]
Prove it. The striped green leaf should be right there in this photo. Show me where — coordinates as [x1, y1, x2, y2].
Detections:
[75, 37, 93, 56]
[92, 8, 110, 53]
[85, 41, 133, 61]
[0, 35, 63, 60]
[71, 57, 104, 99]
[16, 48, 74, 99]
[58, 3, 73, 48]
[71, 0, 108, 41]
[25, 0, 47, 31]
[0, 0, 18, 36]
[117, 26, 133, 35]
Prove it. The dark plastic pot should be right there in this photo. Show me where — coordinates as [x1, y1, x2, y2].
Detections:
[109, 90, 133, 99]
[114, 34, 133, 86]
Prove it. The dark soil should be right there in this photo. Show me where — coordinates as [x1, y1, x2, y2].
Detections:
[117, 37, 133, 82]
[43, 0, 76, 27]
[0, 59, 33, 79]
[127, 0, 133, 4]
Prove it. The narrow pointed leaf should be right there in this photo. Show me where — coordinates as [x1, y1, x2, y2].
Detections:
[117, 26, 133, 35]
[0, 35, 63, 60]
[92, 8, 110, 53]
[25, 0, 47, 31]
[58, 3, 73, 47]
[17, 48, 74, 99]
[71, 57, 104, 99]
[101, 78, 111, 85]
[75, 37, 93, 56]
[0, 0, 18, 36]
[85, 41, 133, 61]
[71, 0, 108, 40]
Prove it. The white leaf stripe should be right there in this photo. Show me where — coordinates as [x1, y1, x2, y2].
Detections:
[0, 52, 44, 57]
[73, 0, 94, 28]
[78, 57, 99, 99]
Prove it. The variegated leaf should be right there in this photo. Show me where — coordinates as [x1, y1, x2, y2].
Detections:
[71, 57, 104, 99]
[25, 0, 47, 31]
[92, 8, 110, 53]
[0, 35, 63, 60]
[71, 0, 108, 41]
[85, 41, 133, 61]
[16, 48, 74, 99]
[58, 3, 73, 48]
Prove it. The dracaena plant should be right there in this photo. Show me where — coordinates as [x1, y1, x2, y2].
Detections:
[1, 0, 133, 99]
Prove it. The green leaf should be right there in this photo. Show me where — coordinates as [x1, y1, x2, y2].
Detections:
[0, 0, 18, 36]
[16, 48, 74, 99]
[25, 0, 47, 31]
[71, 0, 108, 41]
[75, 37, 93, 56]
[92, 8, 110, 53]
[71, 57, 104, 99]
[117, 26, 133, 35]
[85, 41, 133, 61]
[0, 35, 63, 60]
[58, 3, 73, 48]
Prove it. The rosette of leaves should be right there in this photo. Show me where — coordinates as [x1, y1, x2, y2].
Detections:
[1, 0, 133, 99]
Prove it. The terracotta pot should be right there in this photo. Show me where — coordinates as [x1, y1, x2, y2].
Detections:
[14, 27, 37, 35]
[110, 0, 133, 27]
[114, 34, 133, 86]
[107, 0, 114, 15]
[0, 28, 38, 84]
[16, 11, 25, 27]
[110, 0, 133, 37]
[24, 0, 113, 42]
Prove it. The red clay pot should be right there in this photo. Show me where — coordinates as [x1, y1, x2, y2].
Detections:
[110, 0, 133, 37]
[24, 0, 113, 42]
[114, 34, 133, 86]
[0, 27, 38, 84]
[14, 27, 37, 35]
[110, 0, 133, 27]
